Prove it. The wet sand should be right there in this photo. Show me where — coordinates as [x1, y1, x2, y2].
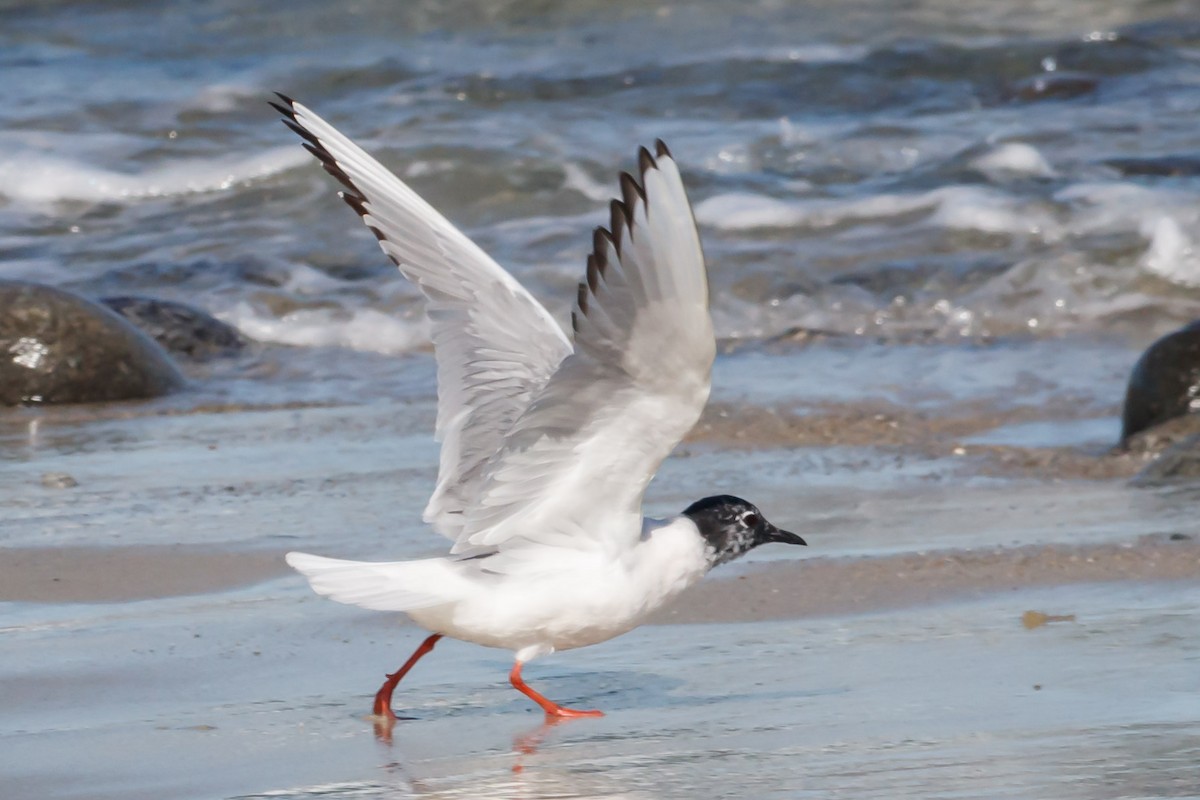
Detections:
[5, 555, 1198, 800]
[4, 533, 1197, 615]
[690, 399, 1170, 481]
[0, 546, 288, 604]
[655, 533, 1200, 622]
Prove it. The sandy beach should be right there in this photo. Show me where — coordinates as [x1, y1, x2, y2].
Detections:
[4, 533, 1198, 611]
[5, 537, 1198, 800]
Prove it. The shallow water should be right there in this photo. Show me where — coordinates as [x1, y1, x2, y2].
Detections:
[0, 348, 1177, 556]
[4, 0, 1200, 375]
[3, 1, 1200, 798]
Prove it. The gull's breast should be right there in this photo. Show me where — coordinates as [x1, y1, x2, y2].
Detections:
[414, 518, 710, 654]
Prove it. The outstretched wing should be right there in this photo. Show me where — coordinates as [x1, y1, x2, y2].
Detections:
[452, 143, 714, 565]
[274, 96, 573, 539]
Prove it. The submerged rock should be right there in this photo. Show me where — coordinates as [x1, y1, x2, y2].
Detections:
[1130, 432, 1200, 486]
[1124, 414, 1200, 486]
[0, 281, 184, 405]
[101, 295, 246, 360]
[41, 471, 79, 489]
[1121, 321, 1200, 443]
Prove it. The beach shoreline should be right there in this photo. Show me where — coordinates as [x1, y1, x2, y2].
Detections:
[5, 533, 1196, 619]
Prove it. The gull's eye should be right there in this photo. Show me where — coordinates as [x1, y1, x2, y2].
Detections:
[743, 513, 760, 528]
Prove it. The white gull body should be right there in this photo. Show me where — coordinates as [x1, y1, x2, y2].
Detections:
[276, 96, 803, 717]
[380, 516, 707, 659]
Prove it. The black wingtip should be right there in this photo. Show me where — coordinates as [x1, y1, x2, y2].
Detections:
[592, 227, 618, 269]
[270, 95, 377, 238]
[591, 227, 608, 255]
[342, 192, 369, 217]
[579, 141, 677, 319]
[585, 254, 602, 291]
[608, 200, 628, 254]
[637, 146, 656, 176]
[576, 281, 589, 315]
[287, 119, 318, 145]
[618, 171, 645, 205]
[271, 93, 298, 119]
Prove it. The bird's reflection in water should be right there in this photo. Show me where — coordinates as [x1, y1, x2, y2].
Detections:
[510, 715, 576, 773]
[373, 712, 413, 746]
[374, 713, 578, 768]
[372, 715, 652, 799]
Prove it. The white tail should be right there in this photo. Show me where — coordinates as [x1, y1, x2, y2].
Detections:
[285, 552, 470, 611]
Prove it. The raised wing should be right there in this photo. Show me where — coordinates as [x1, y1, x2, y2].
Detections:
[452, 143, 714, 564]
[273, 96, 573, 539]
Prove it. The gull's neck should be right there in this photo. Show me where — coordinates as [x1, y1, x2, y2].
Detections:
[630, 516, 713, 602]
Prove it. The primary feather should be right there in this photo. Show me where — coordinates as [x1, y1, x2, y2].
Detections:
[272, 96, 572, 541]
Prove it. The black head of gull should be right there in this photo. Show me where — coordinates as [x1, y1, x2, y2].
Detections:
[682, 495, 806, 568]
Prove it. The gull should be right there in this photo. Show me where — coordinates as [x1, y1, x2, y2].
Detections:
[273, 95, 807, 720]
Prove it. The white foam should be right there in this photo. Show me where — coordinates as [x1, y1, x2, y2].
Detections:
[926, 186, 1060, 238]
[694, 186, 1058, 238]
[1140, 216, 1200, 287]
[693, 192, 808, 229]
[403, 159, 453, 178]
[183, 83, 260, 114]
[1054, 181, 1200, 286]
[763, 43, 871, 63]
[669, 42, 871, 67]
[970, 142, 1056, 180]
[1055, 181, 1186, 236]
[0, 146, 308, 205]
[220, 302, 430, 355]
[561, 161, 613, 202]
[275, 263, 352, 296]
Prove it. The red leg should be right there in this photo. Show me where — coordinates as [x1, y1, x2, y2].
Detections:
[509, 661, 604, 718]
[372, 633, 442, 720]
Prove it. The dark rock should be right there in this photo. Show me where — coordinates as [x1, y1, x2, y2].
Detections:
[0, 281, 184, 406]
[101, 296, 246, 360]
[1121, 321, 1200, 443]
[1006, 71, 1099, 102]
[769, 326, 849, 346]
[1105, 155, 1200, 178]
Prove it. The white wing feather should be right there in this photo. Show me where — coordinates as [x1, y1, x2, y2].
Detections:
[275, 97, 572, 540]
[452, 143, 714, 566]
